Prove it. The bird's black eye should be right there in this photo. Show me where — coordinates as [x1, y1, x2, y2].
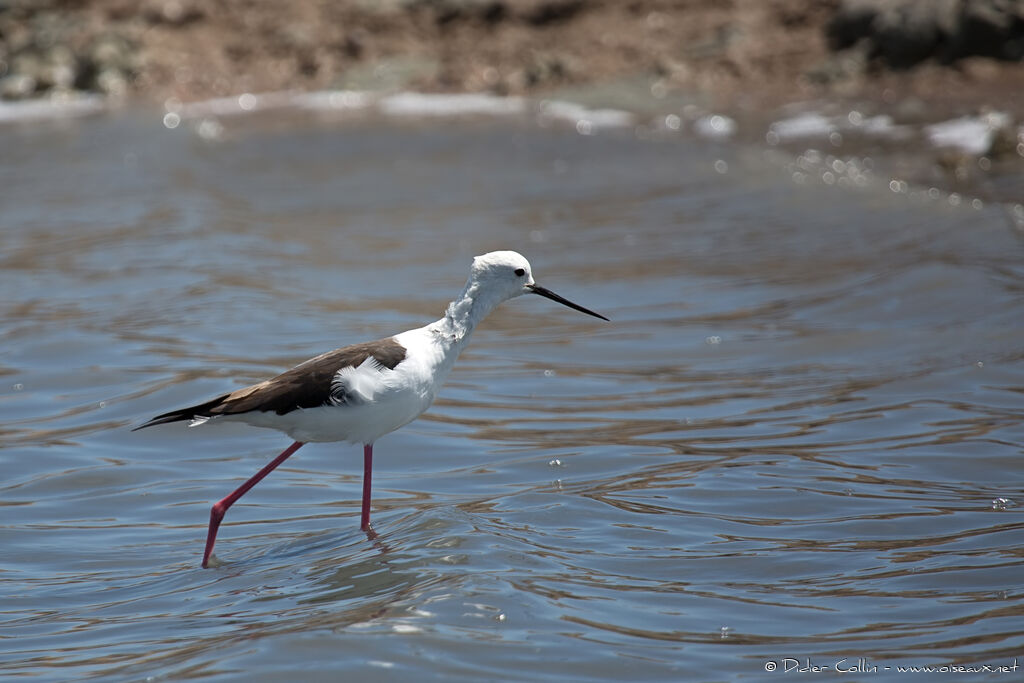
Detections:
[514, 268, 525, 277]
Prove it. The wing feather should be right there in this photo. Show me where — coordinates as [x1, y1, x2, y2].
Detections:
[132, 337, 407, 430]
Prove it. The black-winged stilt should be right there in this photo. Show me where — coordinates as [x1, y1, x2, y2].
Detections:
[135, 251, 608, 567]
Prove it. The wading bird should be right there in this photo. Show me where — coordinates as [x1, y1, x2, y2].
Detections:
[134, 251, 608, 567]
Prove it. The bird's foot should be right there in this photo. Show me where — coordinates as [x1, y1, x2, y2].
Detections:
[202, 553, 224, 569]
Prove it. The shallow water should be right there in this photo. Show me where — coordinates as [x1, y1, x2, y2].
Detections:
[2, 107, 1023, 681]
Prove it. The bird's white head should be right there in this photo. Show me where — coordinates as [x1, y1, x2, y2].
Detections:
[465, 250, 608, 321]
[468, 250, 536, 302]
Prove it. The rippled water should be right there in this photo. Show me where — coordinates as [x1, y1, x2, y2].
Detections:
[2, 107, 1023, 681]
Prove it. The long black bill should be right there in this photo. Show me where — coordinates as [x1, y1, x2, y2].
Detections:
[527, 284, 609, 321]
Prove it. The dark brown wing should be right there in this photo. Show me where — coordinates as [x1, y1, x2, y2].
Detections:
[132, 337, 406, 430]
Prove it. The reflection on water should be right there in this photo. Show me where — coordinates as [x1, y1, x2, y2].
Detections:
[1, 108, 1023, 680]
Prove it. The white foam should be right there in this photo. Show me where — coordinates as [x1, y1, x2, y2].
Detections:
[178, 91, 301, 119]
[110, 89, 640, 130]
[0, 95, 106, 124]
[294, 89, 374, 111]
[538, 100, 634, 129]
[925, 112, 1012, 155]
[768, 112, 836, 142]
[767, 110, 911, 144]
[379, 92, 525, 117]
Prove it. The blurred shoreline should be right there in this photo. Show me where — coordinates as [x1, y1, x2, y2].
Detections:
[3, 1, 1023, 206]
[3, 0, 1024, 115]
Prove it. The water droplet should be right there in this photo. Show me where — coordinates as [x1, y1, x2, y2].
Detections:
[543, 369, 555, 377]
[197, 118, 223, 141]
[664, 114, 681, 131]
[98, 401, 107, 408]
[694, 114, 736, 139]
[495, 613, 507, 622]
[548, 459, 563, 467]
[976, 361, 984, 368]
[992, 497, 1016, 511]
[162, 112, 181, 129]
[12, 383, 24, 391]
[705, 335, 722, 345]
[720, 626, 731, 639]
[575, 119, 593, 136]
[714, 159, 728, 174]
[237, 92, 257, 111]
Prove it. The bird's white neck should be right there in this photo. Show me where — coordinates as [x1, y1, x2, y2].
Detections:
[428, 277, 508, 347]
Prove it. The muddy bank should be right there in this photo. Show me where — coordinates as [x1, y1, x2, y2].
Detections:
[2, 0, 1024, 116]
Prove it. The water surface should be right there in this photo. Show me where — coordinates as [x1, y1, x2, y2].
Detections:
[2, 107, 1023, 681]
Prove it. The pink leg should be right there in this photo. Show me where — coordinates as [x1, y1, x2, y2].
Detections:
[202, 440, 304, 568]
[360, 443, 373, 532]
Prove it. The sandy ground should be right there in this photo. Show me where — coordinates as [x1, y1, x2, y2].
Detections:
[3, 0, 1024, 118]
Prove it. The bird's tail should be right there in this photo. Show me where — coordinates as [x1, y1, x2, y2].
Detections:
[132, 395, 229, 431]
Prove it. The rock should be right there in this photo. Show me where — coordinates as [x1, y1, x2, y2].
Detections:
[96, 68, 129, 97]
[826, 0, 883, 50]
[826, 0, 1024, 68]
[957, 0, 1024, 60]
[0, 72, 37, 98]
[143, 0, 204, 27]
[45, 44, 80, 89]
[91, 35, 132, 69]
[523, 0, 585, 27]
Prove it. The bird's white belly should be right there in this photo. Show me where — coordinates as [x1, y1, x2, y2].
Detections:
[232, 386, 432, 444]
